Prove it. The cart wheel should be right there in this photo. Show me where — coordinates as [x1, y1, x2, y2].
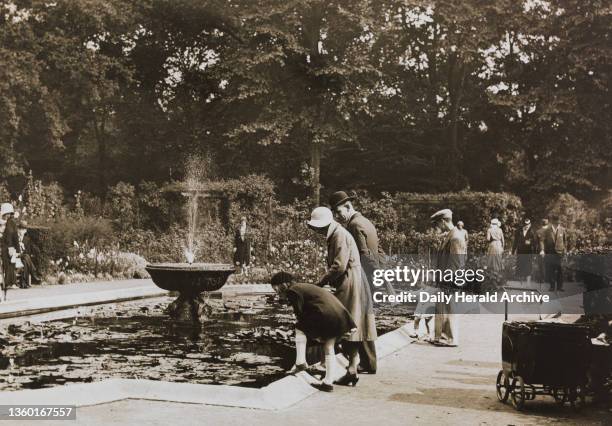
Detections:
[496, 370, 510, 402]
[553, 387, 567, 406]
[511, 376, 526, 410]
[526, 385, 537, 400]
[570, 385, 586, 410]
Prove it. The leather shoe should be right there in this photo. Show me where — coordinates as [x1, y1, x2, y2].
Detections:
[311, 382, 333, 392]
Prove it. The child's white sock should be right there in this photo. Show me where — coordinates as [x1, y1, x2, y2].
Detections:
[295, 329, 307, 365]
[323, 355, 335, 385]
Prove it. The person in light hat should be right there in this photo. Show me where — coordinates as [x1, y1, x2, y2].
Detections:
[306, 206, 373, 391]
[1, 203, 19, 301]
[429, 208, 462, 346]
[486, 217, 505, 276]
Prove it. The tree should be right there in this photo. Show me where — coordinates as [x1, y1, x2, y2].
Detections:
[483, 0, 612, 207]
[0, 1, 68, 176]
[219, 0, 380, 204]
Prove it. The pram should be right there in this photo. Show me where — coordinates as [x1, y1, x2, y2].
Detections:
[496, 321, 591, 410]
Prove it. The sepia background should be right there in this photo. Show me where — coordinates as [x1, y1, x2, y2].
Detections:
[0, 0, 610, 284]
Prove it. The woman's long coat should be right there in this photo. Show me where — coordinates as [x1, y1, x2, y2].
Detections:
[319, 222, 377, 342]
[512, 225, 537, 277]
[1, 217, 19, 288]
[286, 283, 356, 341]
[233, 228, 251, 266]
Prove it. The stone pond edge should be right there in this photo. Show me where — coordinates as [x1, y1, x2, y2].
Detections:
[0, 324, 414, 411]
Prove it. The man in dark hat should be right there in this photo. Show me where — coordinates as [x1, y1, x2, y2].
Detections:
[539, 214, 567, 292]
[330, 191, 394, 294]
[429, 208, 462, 347]
[329, 190, 385, 374]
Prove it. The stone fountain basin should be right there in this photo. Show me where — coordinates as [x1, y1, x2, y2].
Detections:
[146, 263, 235, 295]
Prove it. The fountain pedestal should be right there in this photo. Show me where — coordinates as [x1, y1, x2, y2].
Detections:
[145, 263, 235, 323]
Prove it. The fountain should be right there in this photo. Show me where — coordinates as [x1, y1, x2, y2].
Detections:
[146, 262, 234, 322]
[145, 157, 235, 323]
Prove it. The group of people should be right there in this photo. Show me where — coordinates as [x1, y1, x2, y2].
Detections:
[270, 191, 384, 392]
[512, 216, 568, 292]
[271, 194, 575, 391]
[439, 214, 568, 292]
[272, 191, 475, 391]
[0, 202, 39, 302]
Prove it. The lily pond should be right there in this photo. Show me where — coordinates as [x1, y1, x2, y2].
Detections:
[0, 294, 410, 391]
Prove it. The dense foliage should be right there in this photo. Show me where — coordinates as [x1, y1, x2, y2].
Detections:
[9, 174, 608, 284]
[0, 0, 609, 209]
[1, 1, 609, 283]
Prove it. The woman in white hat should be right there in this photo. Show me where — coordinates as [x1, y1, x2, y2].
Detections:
[486, 218, 505, 276]
[1, 203, 19, 301]
[307, 206, 372, 391]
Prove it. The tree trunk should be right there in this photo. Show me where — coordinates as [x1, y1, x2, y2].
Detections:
[310, 139, 321, 205]
[265, 196, 272, 262]
[447, 54, 466, 185]
[92, 112, 108, 197]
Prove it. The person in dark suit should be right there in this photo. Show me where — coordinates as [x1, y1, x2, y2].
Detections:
[17, 221, 39, 287]
[1, 203, 19, 301]
[539, 215, 567, 291]
[271, 271, 357, 392]
[329, 190, 382, 374]
[535, 218, 549, 284]
[511, 218, 537, 285]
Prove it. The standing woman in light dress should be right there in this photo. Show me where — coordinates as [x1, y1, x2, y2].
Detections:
[486, 218, 505, 276]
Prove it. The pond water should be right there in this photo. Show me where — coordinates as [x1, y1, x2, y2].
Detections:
[0, 294, 411, 392]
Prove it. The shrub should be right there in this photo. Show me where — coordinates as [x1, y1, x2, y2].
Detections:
[601, 191, 612, 226]
[35, 216, 115, 276]
[78, 191, 104, 218]
[545, 193, 609, 253]
[22, 174, 66, 221]
[390, 191, 523, 233]
[46, 246, 149, 282]
[545, 193, 598, 230]
[0, 182, 9, 202]
[107, 182, 137, 231]
[120, 222, 233, 264]
[114, 252, 150, 279]
[137, 181, 172, 231]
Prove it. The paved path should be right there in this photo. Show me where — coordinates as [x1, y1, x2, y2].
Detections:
[0, 280, 165, 320]
[37, 314, 608, 426]
[2, 279, 156, 302]
[0, 280, 273, 320]
[1, 279, 606, 425]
